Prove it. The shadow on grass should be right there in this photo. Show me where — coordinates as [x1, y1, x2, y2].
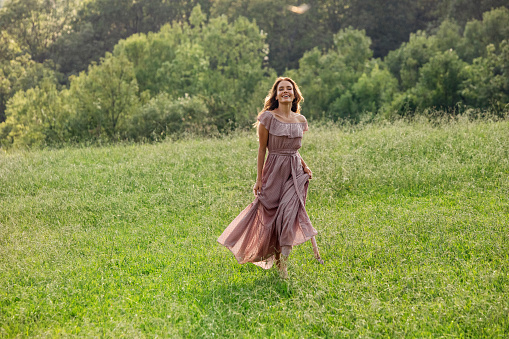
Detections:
[190, 266, 295, 309]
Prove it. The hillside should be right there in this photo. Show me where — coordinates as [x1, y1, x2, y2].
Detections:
[1, 118, 508, 336]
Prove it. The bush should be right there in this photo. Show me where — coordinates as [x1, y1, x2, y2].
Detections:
[0, 79, 71, 148]
[384, 31, 438, 91]
[128, 93, 211, 141]
[293, 27, 373, 120]
[462, 41, 509, 112]
[459, 7, 509, 62]
[68, 52, 140, 141]
[114, 5, 268, 131]
[386, 91, 420, 117]
[351, 64, 399, 115]
[413, 50, 468, 110]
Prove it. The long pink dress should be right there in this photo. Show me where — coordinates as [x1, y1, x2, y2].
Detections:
[218, 111, 318, 269]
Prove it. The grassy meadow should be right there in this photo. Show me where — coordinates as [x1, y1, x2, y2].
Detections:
[1, 117, 508, 337]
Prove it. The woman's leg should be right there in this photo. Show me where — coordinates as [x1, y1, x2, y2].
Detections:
[274, 250, 281, 269]
[311, 236, 324, 264]
[281, 246, 292, 257]
[278, 245, 292, 279]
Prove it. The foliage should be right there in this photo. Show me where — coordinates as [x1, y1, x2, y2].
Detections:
[413, 50, 468, 110]
[383, 7, 509, 115]
[210, 0, 450, 73]
[432, 19, 463, 53]
[1, 4, 509, 148]
[385, 7, 508, 90]
[48, 0, 213, 78]
[210, 0, 334, 74]
[458, 6, 509, 62]
[0, 78, 70, 148]
[339, 0, 440, 58]
[114, 5, 269, 130]
[389, 51, 468, 115]
[0, 0, 77, 63]
[292, 27, 373, 121]
[2, 0, 508, 85]
[68, 52, 140, 140]
[49, 22, 106, 80]
[128, 93, 211, 141]
[0, 43, 59, 123]
[437, 0, 509, 26]
[336, 63, 399, 119]
[462, 41, 509, 111]
[384, 31, 438, 91]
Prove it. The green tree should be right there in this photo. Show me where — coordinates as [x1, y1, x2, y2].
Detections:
[462, 41, 509, 112]
[413, 50, 468, 110]
[0, 78, 70, 148]
[0, 1, 66, 122]
[49, 22, 106, 79]
[384, 18, 464, 92]
[155, 42, 209, 98]
[115, 5, 269, 130]
[292, 27, 373, 120]
[50, 0, 213, 78]
[458, 7, 509, 62]
[438, 0, 509, 27]
[384, 31, 436, 91]
[198, 12, 269, 127]
[351, 64, 399, 115]
[340, 0, 440, 58]
[0, 48, 58, 123]
[210, 0, 448, 73]
[433, 19, 462, 52]
[385, 7, 509, 115]
[327, 62, 399, 120]
[68, 52, 140, 140]
[128, 93, 210, 141]
[0, 0, 77, 63]
[211, 0, 336, 74]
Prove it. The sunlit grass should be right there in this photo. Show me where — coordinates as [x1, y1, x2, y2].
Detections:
[1, 117, 508, 337]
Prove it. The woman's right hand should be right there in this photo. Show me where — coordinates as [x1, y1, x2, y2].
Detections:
[253, 179, 262, 196]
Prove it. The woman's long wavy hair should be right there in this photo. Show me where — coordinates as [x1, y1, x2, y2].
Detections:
[254, 77, 304, 129]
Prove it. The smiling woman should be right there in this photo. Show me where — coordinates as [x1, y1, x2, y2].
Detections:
[217, 77, 324, 279]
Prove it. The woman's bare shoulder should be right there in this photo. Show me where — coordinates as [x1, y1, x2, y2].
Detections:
[294, 113, 307, 123]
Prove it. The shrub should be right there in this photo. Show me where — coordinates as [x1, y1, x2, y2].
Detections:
[462, 41, 509, 112]
[413, 50, 468, 110]
[0, 79, 71, 148]
[128, 93, 211, 141]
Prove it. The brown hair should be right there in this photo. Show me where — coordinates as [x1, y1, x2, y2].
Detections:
[254, 77, 304, 128]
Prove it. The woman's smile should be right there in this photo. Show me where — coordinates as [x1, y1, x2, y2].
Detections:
[277, 80, 295, 102]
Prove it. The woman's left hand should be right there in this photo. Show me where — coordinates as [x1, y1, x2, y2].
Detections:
[303, 166, 312, 179]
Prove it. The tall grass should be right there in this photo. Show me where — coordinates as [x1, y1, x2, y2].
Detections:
[1, 117, 508, 337]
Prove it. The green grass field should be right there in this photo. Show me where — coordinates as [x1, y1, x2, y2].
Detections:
[1, 117, 508, 337]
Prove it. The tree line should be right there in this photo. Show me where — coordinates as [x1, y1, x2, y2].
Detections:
[0, 0, 508, 148]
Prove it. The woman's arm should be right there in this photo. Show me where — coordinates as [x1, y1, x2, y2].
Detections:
[253, 124, 269, 196]
[298, 152, 313, 179]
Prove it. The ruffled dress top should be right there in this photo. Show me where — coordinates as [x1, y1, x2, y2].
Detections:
[217, 111, 318, 269]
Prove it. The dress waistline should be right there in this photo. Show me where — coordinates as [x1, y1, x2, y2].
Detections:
[267, 149, 305, 206]
[268, 150, 298, 156]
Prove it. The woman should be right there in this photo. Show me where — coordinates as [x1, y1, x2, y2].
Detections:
[218, 77, 323, 278]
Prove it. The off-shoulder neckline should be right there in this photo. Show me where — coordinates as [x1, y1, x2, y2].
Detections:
[265, 111, 306, 124]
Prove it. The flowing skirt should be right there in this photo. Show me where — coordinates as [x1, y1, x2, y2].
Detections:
[218, 156, 317, 269]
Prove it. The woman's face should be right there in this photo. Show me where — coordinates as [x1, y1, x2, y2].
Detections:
[276, 80, 295, 104]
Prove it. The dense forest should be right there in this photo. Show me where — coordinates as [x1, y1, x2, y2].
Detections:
[0, 0, 508, 147]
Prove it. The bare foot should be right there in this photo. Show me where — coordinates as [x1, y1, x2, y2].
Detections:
[311, 237, 323, 265]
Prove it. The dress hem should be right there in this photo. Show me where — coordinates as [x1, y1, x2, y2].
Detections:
[217, 231, 318, 269]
